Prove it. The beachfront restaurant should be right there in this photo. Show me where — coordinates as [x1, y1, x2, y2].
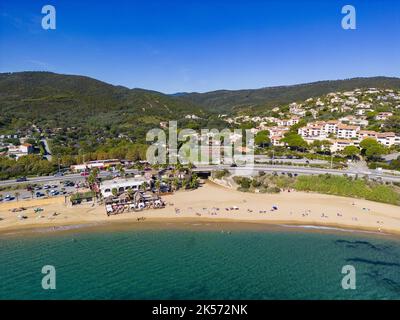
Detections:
[100, 177, 147, 198]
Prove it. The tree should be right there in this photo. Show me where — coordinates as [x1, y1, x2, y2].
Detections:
[15, 192, 20, 202]
[365, 144, 386, 160]
[182, 178, 189, 190]
[281, 133, 308, 151]
[359, 138, 387, 160]
[111, 188, 118, 197]
[255, 130, 271, 147]
[342, 146, 360, 159]
[127, 187, 134, 200]
[140, 181, 148, 192]
[190, 173, 199, 189]
[172, 177, 180, 191]
[116, 164, 125, 178]
[383, 115, 400, 133]
[289, 119, 307, 133]
[155, 180, 161, 195]
[360, 138, 379, 151]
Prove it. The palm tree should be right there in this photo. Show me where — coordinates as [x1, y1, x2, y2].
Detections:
[182, 179, 188, 190]
[172, 177, 179, 191]
[111, 188, 118, 197]
[175, 163, 183, 179]
[155, 180, 161, 195]
[140, 181, 148, 192]
[15, 192, 20, 202]
[127, 187, 134, 200]
[190, 173, 199, 189]
[30, 189, 35, 199]
[116, 164, 125, 178]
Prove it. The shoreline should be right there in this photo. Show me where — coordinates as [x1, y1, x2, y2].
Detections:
[1, 181, 400, 238]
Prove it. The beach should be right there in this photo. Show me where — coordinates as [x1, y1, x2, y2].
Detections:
[1, 181, 400, 236]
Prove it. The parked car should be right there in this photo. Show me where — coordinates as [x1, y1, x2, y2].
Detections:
[16, 177, 27, 182]
[64, 182, 75, 187]
[49, 190, 59, 196]
[36, 192, 45, 198]
[80, 171, 89, 177]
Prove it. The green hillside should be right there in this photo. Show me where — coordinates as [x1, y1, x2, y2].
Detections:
[0, 71, 204, 132]
[180, 77, 400, 113]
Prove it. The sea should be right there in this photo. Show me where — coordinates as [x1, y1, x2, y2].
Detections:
[1, 223, 400, 299]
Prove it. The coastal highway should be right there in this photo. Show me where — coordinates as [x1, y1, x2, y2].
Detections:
[0, 170, 136, 187]
[1, 165, 400, 188]
[192, 164, 400, 183]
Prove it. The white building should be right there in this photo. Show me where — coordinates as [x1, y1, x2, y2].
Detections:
[100, 177, 148, 198]
[375, 112, 393, 121]
[336, 124, 360, 139]
[276, 117, 300, 127]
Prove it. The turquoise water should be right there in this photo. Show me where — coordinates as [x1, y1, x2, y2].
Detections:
[1, 226, 400, 299]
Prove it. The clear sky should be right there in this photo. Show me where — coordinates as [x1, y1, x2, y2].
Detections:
[0, 0, 399, 93]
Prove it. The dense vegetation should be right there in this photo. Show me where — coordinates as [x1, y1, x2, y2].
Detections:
[179, 77, 400, 113]
[0, 155, 56, 180]
[233, 173, 400, 206]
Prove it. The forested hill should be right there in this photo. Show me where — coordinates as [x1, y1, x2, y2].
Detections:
[178, 77, 400, 113]
[0, 71, 204, 130]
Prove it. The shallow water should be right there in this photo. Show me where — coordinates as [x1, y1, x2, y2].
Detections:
[1, 226, 400, 299]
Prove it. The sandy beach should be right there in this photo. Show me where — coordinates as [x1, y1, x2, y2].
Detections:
[1, 181, 400, 236]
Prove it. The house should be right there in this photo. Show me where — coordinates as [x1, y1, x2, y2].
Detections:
[376, 132, 400, 147]
[276, 117, 300, 127]
[298, 124, 327, 139]
[6, 143, 34, 159]
[19, 143, 34, 154]
[336, 124, 360, 139]
[338, 116, 369, 127]
[270, 135, 286, 147]
[330, 139, 358, 153]
[375, 112, 393, 121]
[70, 159, 122, 172]
[358, 130, 378, 140]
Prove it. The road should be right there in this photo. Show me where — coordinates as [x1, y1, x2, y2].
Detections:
[192, 164, 400, 183]
[40, 138, 52, 161]
[0, 165, 399, 189]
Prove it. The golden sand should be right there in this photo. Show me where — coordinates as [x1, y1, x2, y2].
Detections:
[1, 181, 399, 235]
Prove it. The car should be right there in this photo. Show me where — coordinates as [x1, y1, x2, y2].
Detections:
[51, 185, 58, 188]
[16, 177, 27, 182]
[54, 172, 64, 177]
[43, 185, 51, 189]
[230, 163, 238, 167]
[4, 194, 14, 201]
[80, 171, 89, 176]
[36, 192, 45, 198]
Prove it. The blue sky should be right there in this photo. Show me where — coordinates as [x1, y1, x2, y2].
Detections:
[0, 0, 399, 93]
